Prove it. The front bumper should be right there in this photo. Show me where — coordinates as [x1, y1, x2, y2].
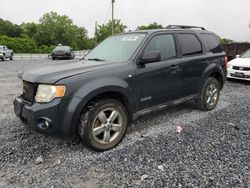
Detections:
[227, 68, 250, 81]
[52, 53, 71, 59]
[13, 96, 82, 138]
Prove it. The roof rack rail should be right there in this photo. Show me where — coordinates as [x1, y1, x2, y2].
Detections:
[166, 25, 206, 30]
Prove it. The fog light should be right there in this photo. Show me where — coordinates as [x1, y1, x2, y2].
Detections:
[38, 118, 52, 130]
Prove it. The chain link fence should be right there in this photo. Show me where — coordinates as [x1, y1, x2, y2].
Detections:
[13, 50, 90, 60]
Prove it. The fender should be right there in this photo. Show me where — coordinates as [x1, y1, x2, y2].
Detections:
[67, 77, 135, 133]
[198, 63, 225, 91]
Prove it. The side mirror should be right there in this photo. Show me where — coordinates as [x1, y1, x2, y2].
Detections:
[139, 51, 161, 64]
[236, 55, 240, 58]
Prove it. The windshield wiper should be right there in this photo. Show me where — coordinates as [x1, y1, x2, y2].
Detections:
[85, 58, 105, 62]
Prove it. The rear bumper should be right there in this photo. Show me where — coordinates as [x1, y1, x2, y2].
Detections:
[13, 96, 82, 138]
[227, 68, 250, 81]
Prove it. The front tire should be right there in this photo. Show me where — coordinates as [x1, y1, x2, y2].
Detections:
[78, 99, 128, 151]
[2, 54, 6, 61]
[196, 77, 220, 111]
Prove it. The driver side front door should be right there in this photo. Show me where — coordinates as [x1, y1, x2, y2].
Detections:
[135, 33, 183, 110]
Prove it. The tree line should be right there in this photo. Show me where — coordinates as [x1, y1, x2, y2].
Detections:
[0, 11, 232, 53]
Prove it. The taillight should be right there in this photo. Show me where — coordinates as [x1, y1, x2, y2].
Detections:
[224, 54, 228, 67]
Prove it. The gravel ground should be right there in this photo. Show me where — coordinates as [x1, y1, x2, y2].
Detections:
[0, 59, 249, 188]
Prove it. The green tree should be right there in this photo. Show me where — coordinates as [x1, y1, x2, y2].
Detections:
[95, 19, 127, 43]
[0, 35, 37, 53]
[35, 12, 88, 49]
[0, 18, 23, 37]
[219, 37, 234, 45]
[137, 22, 163, 30]
[21, 22, 39, 39]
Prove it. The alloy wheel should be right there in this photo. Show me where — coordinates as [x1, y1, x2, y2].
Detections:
[92, 108, 123, 144]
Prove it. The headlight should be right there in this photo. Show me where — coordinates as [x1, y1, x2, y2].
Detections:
[227, 64, 233, 69]
[35, 84, 66, 103]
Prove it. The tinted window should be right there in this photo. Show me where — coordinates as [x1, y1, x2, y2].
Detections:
[178, 34, 202, 56]
[144, 34, 176, 60]
[200, 34, 222, 53]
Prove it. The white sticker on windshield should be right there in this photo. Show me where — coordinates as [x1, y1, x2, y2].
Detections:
[121, 36, 138, 41]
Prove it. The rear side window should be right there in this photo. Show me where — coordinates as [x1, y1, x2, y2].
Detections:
[200, 34, 222, 53]
[144, 34, 176, 60]
[178, 33, 203, 56]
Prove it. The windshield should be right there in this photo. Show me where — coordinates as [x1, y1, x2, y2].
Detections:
[241, 49, 250, 58]
[85, 33, 146, 62]
[54, 46, 70, 51]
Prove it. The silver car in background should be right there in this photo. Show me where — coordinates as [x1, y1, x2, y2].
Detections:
[0, 46, 14, 61]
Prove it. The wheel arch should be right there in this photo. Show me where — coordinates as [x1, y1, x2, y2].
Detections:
[199, 63, 225, 91]
[68, 82, 135, 135]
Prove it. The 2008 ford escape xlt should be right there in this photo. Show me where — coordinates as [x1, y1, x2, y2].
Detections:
[13, 25, 227, 151]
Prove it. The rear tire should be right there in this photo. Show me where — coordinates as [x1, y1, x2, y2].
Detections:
[10, 54, 13, 60]
[196, 77, 220, 111]
[78, 99, 128, 151]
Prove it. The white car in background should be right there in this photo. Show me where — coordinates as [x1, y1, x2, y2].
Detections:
[0, 45, 14, 61]
[227, 48, 250, 81]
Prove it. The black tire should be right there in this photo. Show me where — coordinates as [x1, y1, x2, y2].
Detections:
[52, 57, 56, 60]
[78, 99, 128, 151]
[196, 77, 220, 111]
[10, 54, 13, 60]
[2, 54, 5, 61]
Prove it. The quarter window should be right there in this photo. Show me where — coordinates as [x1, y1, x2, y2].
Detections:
[178, 33, 203, 56]
[200, 34, 222, 53]
[144, 34, 176, 60]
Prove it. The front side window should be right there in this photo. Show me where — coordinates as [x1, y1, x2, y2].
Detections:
[144, 34, 176, 60]
[178, 33, 203, 56]
[85, 33, 146, 63]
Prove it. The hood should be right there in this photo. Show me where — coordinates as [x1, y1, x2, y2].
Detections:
[19, 60, 113, 83]
[228, 58, 250, 67]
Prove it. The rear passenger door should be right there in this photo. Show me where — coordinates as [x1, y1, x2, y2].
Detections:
[136, 33, 183, 110]
[177, 32, 208, 95]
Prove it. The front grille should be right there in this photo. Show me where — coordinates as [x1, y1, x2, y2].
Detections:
[233, 66, 250, 71]
[55, 51, 65, 55]
[230, 73, 250, 79]
[21, 81, 36, 104]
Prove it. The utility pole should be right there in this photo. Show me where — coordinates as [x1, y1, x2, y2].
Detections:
[95, 21, 98, 46]
[111, 0, 115, 35]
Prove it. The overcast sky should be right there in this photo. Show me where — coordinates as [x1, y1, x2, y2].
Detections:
[1, 0, 250, 41]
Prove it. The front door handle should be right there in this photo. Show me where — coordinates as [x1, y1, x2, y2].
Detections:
[169, 65, 179, 70]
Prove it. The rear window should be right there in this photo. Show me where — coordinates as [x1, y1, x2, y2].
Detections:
[200, 34, 222, 53]
[178, 33, 203, 56]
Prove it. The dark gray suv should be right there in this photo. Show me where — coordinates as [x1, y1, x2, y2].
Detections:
[51, 45, 75, 60]
[14, 25, 227, 151]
